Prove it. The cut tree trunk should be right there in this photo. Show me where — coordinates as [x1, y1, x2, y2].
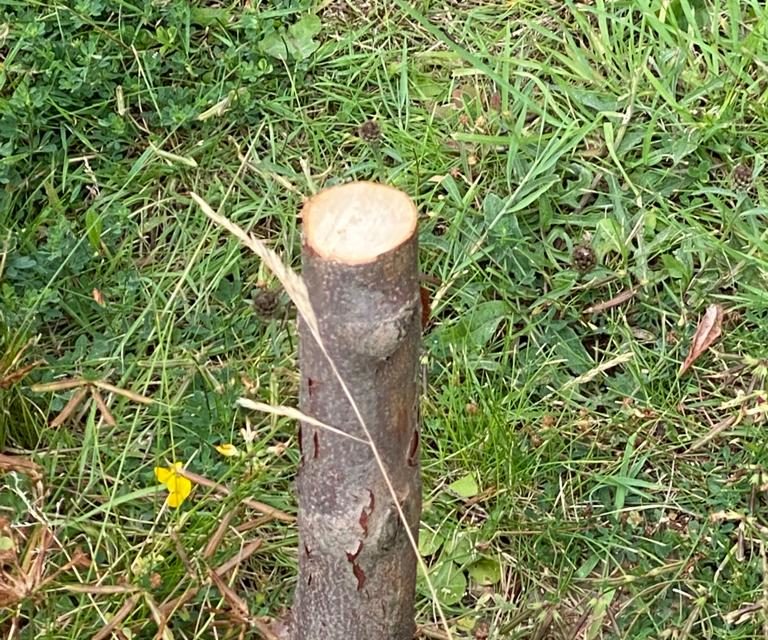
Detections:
[294, 181, 422, 640]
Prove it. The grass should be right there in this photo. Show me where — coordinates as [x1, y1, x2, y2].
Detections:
[2, 0, 768, 637]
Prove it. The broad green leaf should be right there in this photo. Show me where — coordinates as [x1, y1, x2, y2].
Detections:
[482, 192, 506, 229]
[289, 14, 321, 40]
[189, 7, 230, 26]
[410, 73, 443, 100]
[457, 616, 476, 631]
[418, 528, 445, 556]
[594, 217, 626, 258]
[668, 135, 700, 165]
[433, 561, 467, 606]
[666, 0, 710, 30]
[444, 531, 474, 559]
[287, 15, 321, 60]
[539, 193, 553, 231]
[259, 32, 290, 61]
[468, 558, 502, 586]
[448, 473, 479, 498]
[430, 300, 509, 360]
[458, 300, 508, 348]
[661, 254, 689, 280]
[539, 322, 593, 375]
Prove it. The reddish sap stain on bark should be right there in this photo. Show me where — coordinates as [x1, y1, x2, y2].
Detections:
[346, 542, 366, 590]
[307, 377, 315, 397]
[359, 490, 375, 536]
[352, 563, 366, 591]
[346, 541, 363, 563]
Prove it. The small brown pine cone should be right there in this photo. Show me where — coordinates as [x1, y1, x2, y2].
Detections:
[358, 119, 382, 143]
[732, 163, 753, 191]
[572, 243, 597, 272]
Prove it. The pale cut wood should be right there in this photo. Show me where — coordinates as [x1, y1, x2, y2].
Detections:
[294, 181, 422, 640]
[302, 182, 417, 265]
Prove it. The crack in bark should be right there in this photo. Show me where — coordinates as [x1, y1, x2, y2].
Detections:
[298, 426, 303, 464]
[419, 285, 431, 329]
[406, 429, 419, 467]
[379, 505, 401, 553]
[312, 431, 319, 459]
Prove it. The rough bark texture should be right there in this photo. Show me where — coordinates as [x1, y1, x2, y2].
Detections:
[294, 182, 421, 640]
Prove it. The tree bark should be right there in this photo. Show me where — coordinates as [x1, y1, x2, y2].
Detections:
[294, 181, 422, 640]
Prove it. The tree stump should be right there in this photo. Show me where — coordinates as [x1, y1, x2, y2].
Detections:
[295, 182, 422, 640]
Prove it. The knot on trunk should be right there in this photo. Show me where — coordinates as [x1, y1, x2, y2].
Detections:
[339, 296, 420, 359]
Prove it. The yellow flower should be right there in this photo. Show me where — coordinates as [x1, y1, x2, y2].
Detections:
[154, 462, 193, 508]
[214, 443, 240, 458]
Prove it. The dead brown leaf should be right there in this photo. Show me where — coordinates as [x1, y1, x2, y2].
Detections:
[208, 568, 279, 639]
[203, 510, 236, 560]
[0, 359, 45, 389]
[34, 377, 153, 428]
[92, 380, 153, 405]
[418, 626, 452, 640]
[90, 389, 116, 426]
[143, 592, 171, 640]
[31, 378, 86, 393]
[49, 387, 90, 428]
[91, 593, 141, 640]
[177, 469, 294, 523]
[212, 538, 263, 577]
[687, 412, 741, 452]
[583, 287, 639, 315]
[0, 336, 41, 389]
[679, 304, 724, 376]
[0, 525, 90, 609]
[0, 454, 43, 482]
[64, 584, 140, 595]
[159, 538, 262, 618]
[208, 569, 251, 623]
